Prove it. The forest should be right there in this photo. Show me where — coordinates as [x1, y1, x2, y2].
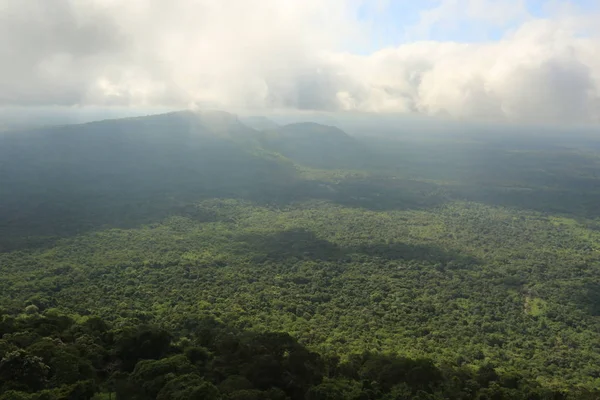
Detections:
[1, 111, 600, 398]
[1, 311, 597, 399]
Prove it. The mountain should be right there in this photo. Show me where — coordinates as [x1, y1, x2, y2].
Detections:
[0, 110, 373, 247]
[0, 110, 295, 244]
[240, 115, 280, 131]
[258, 122, 369, 168]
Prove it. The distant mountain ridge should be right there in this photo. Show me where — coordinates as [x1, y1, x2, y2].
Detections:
[0, 110, 370, 244]
[0, 110, 292, 242]
[2, 109, 368, 168]
[256, 121, 369, 168]
[240, 115, 280, 131]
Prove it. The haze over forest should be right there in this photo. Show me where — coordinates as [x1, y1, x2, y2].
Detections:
[1, 1, 600, 400]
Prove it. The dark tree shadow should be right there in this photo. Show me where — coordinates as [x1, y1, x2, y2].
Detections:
[243, 177, 452, 213]
[234, 228, 343, 262]
[234, 228, 479, 268]
[350, 242, 479, 267]
[578, 282, 600, 317]
[452, 185, 600, 219]
[328, 178, 450, 212]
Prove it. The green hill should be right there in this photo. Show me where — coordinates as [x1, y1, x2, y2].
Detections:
[257, 122, 369, 168]
[0, 111, 295, 247]
[239, 116, 280, 131]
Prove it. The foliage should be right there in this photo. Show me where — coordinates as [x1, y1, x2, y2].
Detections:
[2, 313, 595, 400]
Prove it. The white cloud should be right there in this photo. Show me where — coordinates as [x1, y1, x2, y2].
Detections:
[0, 0, 599, 124]
[0, 0, 364, 108]
[336, 18, 600, 123]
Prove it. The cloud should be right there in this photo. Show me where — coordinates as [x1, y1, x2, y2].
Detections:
[0, 0, 599, 124]
[0, 0, 364, 108]
[334, 18, 600, 123]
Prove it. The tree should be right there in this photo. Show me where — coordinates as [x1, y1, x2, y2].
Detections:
[0, 350, 49, 392]
[156, 374, 221, 400]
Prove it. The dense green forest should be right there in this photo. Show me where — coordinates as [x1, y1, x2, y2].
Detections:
[2, 312, 598, 399]
[1, 111, 600, 398]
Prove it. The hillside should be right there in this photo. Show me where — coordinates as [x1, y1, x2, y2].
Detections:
[0, 110, 297, 248]
[0, 113, 375, 249]
[1, 111, 600, 398]
[240, 116, 280, 131]
[257, 122, 369, 168]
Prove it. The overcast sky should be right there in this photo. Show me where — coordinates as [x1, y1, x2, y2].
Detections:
[0, 0, 599, 124]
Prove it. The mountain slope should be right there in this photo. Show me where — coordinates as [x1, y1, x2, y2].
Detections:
[258, 122, 370, 168]
[0, 110, 295, 246]
[240, 115, 280, 131]
[0, 111, 374, 246]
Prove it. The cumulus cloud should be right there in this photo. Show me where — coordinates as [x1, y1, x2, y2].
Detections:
[0, 0, 363, 108]
[0, 0, 599, 123]
[335, 18, 600, 123]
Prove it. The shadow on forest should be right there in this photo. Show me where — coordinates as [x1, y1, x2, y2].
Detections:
[234, 228, 344, 262]
[352, 242, 479, 266]
[451, 185, 600, 220]
[326, 179, 450, 212]
[306, 177, 600, 219]
[248, 175, 600, 220]
[235, 228, 480, 267]
[2, 311, 580, 399]
[4, 169, 600, 254]
[243, 178, 452, 213]
[0, 176, 451, 253]
[579, 282, 600, 317]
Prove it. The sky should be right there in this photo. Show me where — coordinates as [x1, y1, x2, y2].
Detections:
[0, 0, 599, 124]
[358, 0, 598, 49]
